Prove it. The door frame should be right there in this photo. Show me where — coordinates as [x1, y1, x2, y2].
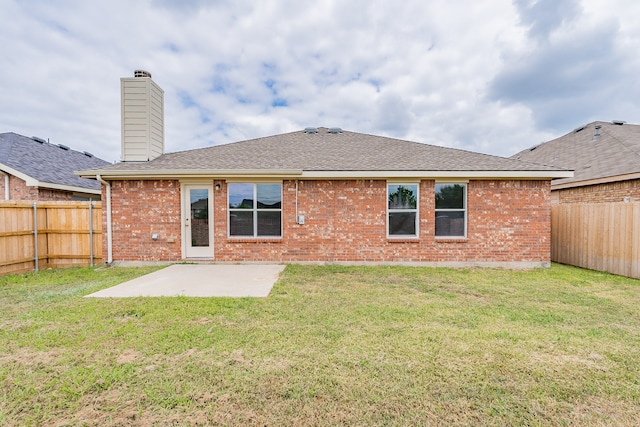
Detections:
[181, 181, 214, 259]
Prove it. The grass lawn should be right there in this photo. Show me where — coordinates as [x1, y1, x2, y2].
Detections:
[1, 264, 639, 426]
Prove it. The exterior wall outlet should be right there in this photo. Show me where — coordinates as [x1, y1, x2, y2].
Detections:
[151, 233, 159, 240]
[298, 215, 305, 225]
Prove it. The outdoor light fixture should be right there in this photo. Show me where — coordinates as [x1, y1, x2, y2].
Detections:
[215, 184, 221, 190]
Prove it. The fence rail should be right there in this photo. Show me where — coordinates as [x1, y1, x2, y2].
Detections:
[0, 201, 102, 275]
[551, 202, 640, 279]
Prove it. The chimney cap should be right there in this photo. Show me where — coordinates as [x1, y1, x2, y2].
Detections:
[134, 70, 152, 78]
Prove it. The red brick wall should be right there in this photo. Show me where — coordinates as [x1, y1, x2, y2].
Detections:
[1, 174, 74, 201]
[467, 180, 550, 263]
[106, 178, 551, 264]
[213, 179, 550, 264]
[106, 180, 182, 261]
[555, 178, 640, 203]
[37, 188, 74, 201]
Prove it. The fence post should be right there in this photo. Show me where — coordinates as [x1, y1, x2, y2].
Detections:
[89, 201, 94, 267]
[33, 202, 38, 272]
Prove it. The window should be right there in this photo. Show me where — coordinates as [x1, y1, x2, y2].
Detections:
[435, 183, 466, 237]
[388, 184, 418, 237]
[228, 183, 282, 237]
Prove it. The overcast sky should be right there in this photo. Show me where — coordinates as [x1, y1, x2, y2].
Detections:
[1, 0, 639, 163]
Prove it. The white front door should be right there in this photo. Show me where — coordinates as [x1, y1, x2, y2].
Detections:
[183, 184, 213, 258]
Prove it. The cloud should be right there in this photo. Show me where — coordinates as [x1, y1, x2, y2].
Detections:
[514, 0, 582, 41]
[489, 0, 640, 133]
[1, 0, 640, 163]
[491, 20, 623, 100]
[374, 93, 413, 135]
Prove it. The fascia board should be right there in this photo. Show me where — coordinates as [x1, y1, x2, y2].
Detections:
[76, 168, 573, 180]
[0, 163, 38, 185]
[2, 163, 101, 194]
[298, 170, 574, 179]
[551, 172, 640, 190]
[38, 182, 102, 194]
[76, 169, 305, 179]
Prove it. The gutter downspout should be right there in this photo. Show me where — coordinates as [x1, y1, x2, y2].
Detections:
[96, 175, 113, 264]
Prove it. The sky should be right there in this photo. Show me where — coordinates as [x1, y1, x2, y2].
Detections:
[1, 0, 639, 163]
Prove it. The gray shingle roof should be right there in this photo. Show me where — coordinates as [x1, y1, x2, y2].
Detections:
[0, 132, 110, 190]
[84, 128, 567, 176]
[511, 121, 640, 187]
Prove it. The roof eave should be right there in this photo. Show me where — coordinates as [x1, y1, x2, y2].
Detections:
[1, 163, 101, 194]
[77, 168, 573, 180]
[552, 171, 640, 190]
[35, 182, 102, 195]
[300, 170, 573, 179]
[76, 169, 305, 180]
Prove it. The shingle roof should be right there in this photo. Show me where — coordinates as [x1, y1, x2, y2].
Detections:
[0, 132, 110, 190]
[511, 121, 640, 187]
[82, 127, 568, 178]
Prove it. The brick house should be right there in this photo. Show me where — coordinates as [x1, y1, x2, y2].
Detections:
[511, 121, 640, 204]
[78, 71, 571, 266]
[0, 132, 109, 201]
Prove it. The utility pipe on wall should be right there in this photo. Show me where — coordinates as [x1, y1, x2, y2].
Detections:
[2, 172, 8, 200]
[96, 175, 113, 264]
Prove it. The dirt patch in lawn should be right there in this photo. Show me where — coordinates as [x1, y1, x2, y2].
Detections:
[116, 349, 143, 365]
[0, 348, 61, 367]
[530, 351, 610, 372]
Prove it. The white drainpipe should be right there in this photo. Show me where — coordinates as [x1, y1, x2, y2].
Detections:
[96, 175, 113, 264]
[2, 172, 8, 200]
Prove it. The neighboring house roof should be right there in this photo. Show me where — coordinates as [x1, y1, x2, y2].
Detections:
[78, 127, 571, 180]
[0, 132, 110, 193]
[511, 121, 640, 188]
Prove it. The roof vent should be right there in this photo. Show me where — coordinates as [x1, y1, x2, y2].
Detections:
[328, 127, 343, 134]
[612, 119, 626, 125]
[573, 124, 587, 133]
[134, 70, 152, 78]
[303, 127, 318, 134]
[83, 151, 94, 157]
[58, 144, 70, 151]
[31, 136, 47, 144]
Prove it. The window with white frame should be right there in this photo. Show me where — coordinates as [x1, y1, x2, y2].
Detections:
[388, 183, 419, 237]
[228, 183, 282, 237]
[435, 183, 466, 237]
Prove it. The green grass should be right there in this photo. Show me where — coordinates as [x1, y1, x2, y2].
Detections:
[1, 264, 639, 426]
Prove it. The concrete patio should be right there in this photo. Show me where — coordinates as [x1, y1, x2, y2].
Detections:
[85, 264, 286, 298]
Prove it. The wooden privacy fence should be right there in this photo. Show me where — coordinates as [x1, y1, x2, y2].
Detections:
[551, 202, 640, 279]
[0, 201, 102, 275]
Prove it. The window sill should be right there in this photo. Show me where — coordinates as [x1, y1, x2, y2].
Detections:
[227, 238, 283, 243]
[387, 237, 420, 243]
[435, 237, 468, 243]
